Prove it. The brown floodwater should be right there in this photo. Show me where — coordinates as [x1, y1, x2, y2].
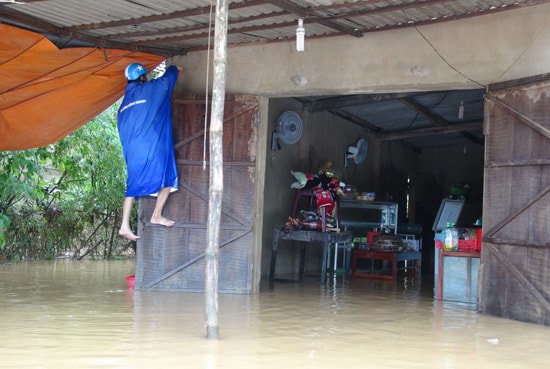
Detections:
[0, 260, 548, 369]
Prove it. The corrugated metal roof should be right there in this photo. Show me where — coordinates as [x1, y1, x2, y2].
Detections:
[0, 0, 545, 55]
[298, 88, 486, 149]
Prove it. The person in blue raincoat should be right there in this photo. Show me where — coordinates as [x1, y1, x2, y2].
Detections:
[117, 63, 182, 241]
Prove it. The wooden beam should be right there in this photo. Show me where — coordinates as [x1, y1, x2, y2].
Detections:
[328, 108, 386, 134]
[380, 121, 483, 141]
[398, 97, 447, 127]
[107, 10, 287, 40]
[486, 159, 550, 168]
[121, 20, 301, 46]
[484, 243, 550, 313]
[483, 183, 550, 239]
[487, 237, 550, 249]
[486, 94, 550, 140]
[64, 0, 265, 31]
[305, 93, 415, 112]
[460, 131, 484, 145]
[488, 72, 550, 91]
[318, 0, 550, 33]
[265, 0, 363, 37]
[0, 6, 179, 55]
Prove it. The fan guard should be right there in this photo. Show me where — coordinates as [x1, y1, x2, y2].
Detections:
[350, 138, 368, 164]
[345, 138, 368, 167]
[276, 111, 303, 145]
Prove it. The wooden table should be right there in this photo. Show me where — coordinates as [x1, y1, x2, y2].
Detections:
[437, 250, 481, 301]
[270, 229, 353, 284]
[351, 249, 422, 281]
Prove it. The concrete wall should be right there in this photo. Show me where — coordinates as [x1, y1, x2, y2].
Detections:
[173, 4, 550, 96]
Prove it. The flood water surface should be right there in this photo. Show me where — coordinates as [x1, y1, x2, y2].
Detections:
[0, 260, 548, 369]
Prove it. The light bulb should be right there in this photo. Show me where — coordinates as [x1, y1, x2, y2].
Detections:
[296, 18, 305, 52]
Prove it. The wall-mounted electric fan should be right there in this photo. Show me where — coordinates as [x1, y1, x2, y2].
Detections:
[344, 138, 368, 168]
[271, 111, 303, 150]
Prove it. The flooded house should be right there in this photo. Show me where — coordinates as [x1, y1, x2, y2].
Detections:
[1, 1, 548, 328]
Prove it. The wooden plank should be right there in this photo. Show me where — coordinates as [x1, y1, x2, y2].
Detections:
[488, 237, 550, 249]
[484, 243, 550, 314]
[480, 74, 550, 325]
[143, 230, 250, 289]
[485, 94, 550, 140]
[488, 73, 550, 91]
[484, 175, 550, 239]
[486, 159, 550, 168]
[381, 121, 482, 141]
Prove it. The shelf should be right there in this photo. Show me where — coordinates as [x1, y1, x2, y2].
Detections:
[339, 199, 398, 210]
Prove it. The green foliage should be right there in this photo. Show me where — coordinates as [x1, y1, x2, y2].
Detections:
[0, 103, 136, 260]
[0, 213, 9, 249]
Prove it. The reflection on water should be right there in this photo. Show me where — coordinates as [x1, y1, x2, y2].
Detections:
[0, 260, 548, 369]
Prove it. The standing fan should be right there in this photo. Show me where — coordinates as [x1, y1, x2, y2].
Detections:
[271, 111, 303, 150]
[344, 138, 368, 168]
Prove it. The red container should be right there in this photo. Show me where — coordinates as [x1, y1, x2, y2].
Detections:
[475, 228, 482, 252]
[457, 228, 482, 252]
[367, 231, 380, 245]
[458, 239, 476, 252]
[125, 275, 135, 289]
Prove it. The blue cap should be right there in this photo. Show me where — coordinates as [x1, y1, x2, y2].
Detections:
[124, 63, 147, 81]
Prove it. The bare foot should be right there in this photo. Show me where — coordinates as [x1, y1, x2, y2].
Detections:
[150, 216, 175, 227]
[119, 228, 141, 241]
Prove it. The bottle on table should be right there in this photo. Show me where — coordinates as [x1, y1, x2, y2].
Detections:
[443, 222, 458, 252]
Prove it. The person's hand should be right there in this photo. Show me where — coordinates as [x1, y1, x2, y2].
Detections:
[176, 66, 183, 73]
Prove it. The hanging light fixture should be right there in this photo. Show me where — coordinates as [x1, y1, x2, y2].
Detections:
[296, 18, 305, 52]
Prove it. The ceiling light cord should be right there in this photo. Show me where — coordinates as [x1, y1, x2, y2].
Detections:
[490, 13, 549, 85]
[414, 25, 485, 88]
[399, 8, 485, 88]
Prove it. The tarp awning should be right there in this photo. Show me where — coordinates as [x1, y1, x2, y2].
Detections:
[0, 24, 164, 151]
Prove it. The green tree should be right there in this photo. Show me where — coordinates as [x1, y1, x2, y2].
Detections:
[0, 103, 135, 260]
[0, 213, 9, 250]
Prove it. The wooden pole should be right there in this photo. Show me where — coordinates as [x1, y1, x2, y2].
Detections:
[205, 0, 228, 340]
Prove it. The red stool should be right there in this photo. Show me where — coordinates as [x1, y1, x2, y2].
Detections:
[291, 189, 316, 218]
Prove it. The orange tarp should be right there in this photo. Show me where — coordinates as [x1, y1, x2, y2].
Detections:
[0, 24, 164, 150]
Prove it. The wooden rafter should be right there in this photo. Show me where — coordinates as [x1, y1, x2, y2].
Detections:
[265, 0, 363, 37]
[381, 121, 483, 141]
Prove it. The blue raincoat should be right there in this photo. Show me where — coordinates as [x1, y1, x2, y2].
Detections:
[117, 66, 179, 197]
